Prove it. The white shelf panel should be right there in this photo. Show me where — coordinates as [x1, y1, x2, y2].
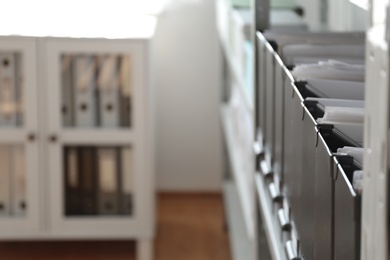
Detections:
[223, 181, 255, 260]
[61, 130, 135, 145]
[255, 173, 287, 260]
[220, 104, 255, 240]
[216, 0, 254, 114]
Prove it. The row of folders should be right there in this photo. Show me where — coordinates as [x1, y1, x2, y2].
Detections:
[0, 145, 134, 218]
[65, 146, 134, 216]
[0, 52, 133, 128]
[256, 29, 365, 260]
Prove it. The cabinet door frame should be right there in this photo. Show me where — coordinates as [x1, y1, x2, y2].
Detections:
[45, 38, 150, 238]
[0, 37, 41, 235]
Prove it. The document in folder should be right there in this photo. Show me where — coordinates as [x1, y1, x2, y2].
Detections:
[317, 106, 364, 125]
[290, 56, 365, 66]
[291, 60, 365, 82]
[98, 147, 120, 215]
[0, 53, 18, 127]
[0, 146, 11, 216]
[73, 56, 97, 127]
[97, 55, 120, 128]
[11, 145, 26, 216]
[337, 146, 364, 166]
[306, 79, 365, 100]
[306, 97, 364, 109]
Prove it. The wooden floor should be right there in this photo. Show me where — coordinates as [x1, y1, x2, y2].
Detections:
[0, 193, 232, 260]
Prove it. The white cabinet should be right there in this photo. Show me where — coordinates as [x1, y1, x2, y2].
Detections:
[0, 26, 155, 260]
[0, 37, 41, 233]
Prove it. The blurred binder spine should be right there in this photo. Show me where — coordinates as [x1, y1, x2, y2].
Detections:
[11, 146, 26, 216]
[0, 53, 18, 127]
[98, 55, 121, 128]
[0, 146, 11, 216]
[119, 56, 132, 127]
[98, 147, 120, 215]
[62, 55, 75, 127]
[64, 147, 81, 215]
[73, 55, 97, 127]
[121, 147, 133, 215]
[79, 147, 98, 215]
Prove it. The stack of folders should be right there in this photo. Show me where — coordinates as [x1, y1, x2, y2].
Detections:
[0, 52, 23, 127]
[64, 146, 133, 216]
[0, 145, 26, 217]
[61, 54, 132, 128]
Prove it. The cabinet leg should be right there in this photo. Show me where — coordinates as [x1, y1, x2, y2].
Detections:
[137, 239, 153, 260]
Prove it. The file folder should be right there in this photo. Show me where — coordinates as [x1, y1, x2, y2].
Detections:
[0, 146, 10, 216]
[14, 53, 23, 126]
[79, 147, 97, 215]
[334, 156, 361, 260]
[306, 79, 365, 100]
[333, 123, 364, 147]
[61, 55, 75, 127]
[121, 147, 133, 215]
[317, 106, 364, 125]
[65, 147, 81, 215]
[282, 44, 365, 65]
[97, 55, 120, 128]
[119, 56, 132, 127]
[337, 146, 364, 166]
[263, 31, 365, 52]
[0, 53, 17, 127]
[73, 55, 97, 127]
[291, 60, 365, 82]
[306, 97, 364, 109]
[98, 147, 120, 215]
[11, 145, 26, 216]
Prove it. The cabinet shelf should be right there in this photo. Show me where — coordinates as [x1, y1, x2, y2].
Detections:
[220, 104, 255, 240]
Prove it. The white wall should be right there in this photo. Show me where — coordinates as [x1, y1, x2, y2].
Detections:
[153, 0, 223, 191]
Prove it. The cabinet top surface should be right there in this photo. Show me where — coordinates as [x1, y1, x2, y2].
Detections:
[0, 3, 158, 40]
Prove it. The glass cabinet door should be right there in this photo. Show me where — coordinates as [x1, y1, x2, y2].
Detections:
[0, 38, 41, 234]
[46, 39, 147, 236]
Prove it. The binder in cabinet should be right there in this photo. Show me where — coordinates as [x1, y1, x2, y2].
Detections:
[0, 146, 11, 216]
[11, 145, 26, 216]
[0, 52, 19, 127]
[121, 147, 133, 215]
[97, 147, 120, 215]
[73, 55, 97, 128]
[79, 147, 98, 215]
[61, 55, 75, 127]
[97, 55, 120, 128]
[64, 147, 81, 216]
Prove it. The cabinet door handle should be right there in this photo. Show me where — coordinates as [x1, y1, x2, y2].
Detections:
[49, 135, 58, 143]
[27, 133, 36, 142]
